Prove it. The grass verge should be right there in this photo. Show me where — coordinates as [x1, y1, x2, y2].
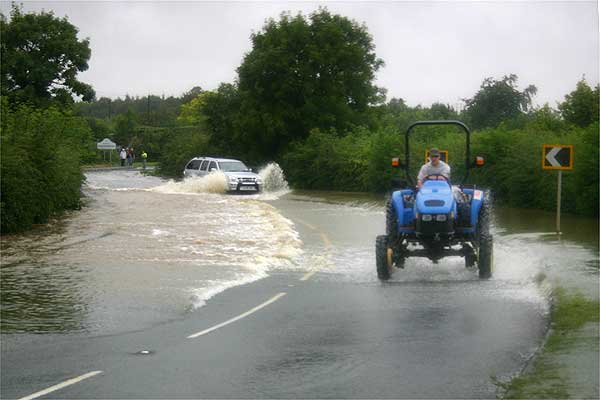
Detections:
[499, 288, 599, 399]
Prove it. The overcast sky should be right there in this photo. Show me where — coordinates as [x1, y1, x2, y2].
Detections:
[2, 1, 598, 108]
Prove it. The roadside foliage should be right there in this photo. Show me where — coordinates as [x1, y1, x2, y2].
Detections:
[1, 6, 598, 234]
[0, 100, 93, 232]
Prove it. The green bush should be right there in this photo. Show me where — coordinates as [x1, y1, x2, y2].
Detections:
[470, 122, 598, 216]
[280, 121, 598, 217]
[1, 101, 91, 233]
[281, 126, 409, 192]
[156, 127, 212, 177]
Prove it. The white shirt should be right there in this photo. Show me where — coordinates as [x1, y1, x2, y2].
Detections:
[417, 160, 451, 182]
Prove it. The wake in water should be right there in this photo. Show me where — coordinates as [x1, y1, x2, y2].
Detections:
[153, 171, 229, 194]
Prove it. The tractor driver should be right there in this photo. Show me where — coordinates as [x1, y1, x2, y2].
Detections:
[416, 148, 450, 189]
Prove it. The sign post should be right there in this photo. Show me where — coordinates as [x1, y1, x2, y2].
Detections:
[556, 170, 562, 233]
[542, 144, 573, 234]
[97, 138, 117, 163]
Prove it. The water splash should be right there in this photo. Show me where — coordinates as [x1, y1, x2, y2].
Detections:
[258, 163, 289, 192]
[152, 172, 228, 194]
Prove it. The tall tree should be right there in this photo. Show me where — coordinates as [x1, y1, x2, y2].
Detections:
[558, 78, 600, 128]
[181, 86, 204, 104]
[429, 102, 458, 120]
[236, 8, 385, 159]
[463, 75, 537, 130]
[113, 109, 138, 147]
[0, 4, 94, 107]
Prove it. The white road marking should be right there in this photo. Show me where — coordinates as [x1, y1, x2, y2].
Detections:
[300, 270, 317, 281]
[18, 371, 103, 400]
[187, 292, 287, 339]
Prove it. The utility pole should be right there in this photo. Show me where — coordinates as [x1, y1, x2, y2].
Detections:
[147, 95, 151, 125]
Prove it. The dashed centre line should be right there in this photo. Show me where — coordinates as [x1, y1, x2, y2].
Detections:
[18, 370, 103, 400]
[187, 292, 287, 339]
[319, 232, 332, 248]
[300, 270, 317, 281]
[295, 219, 333, 281]
[17, 221, 330, 398]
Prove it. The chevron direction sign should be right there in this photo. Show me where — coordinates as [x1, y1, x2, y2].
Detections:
[542, 144, 573, 170]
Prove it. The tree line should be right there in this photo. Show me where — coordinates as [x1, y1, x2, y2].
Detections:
[1, 6, 598, 233]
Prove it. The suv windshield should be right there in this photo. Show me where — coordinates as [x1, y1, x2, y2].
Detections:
[219, 161, 248, 172]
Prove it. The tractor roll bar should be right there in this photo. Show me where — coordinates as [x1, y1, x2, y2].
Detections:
[404, 120, 472, 186]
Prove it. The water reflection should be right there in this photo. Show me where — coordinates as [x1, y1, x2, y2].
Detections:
[1, 261, 88, 333]
[493, 206, 599, 250]
[1, 215, 91, 332]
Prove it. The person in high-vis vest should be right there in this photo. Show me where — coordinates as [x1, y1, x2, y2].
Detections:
[141, 150, 148, 170]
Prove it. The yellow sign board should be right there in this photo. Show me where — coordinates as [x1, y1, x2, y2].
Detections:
[424, 150, 448, 163]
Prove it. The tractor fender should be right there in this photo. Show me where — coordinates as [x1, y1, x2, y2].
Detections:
[391, 189, 415, 229]
[469, 189, 487, 226]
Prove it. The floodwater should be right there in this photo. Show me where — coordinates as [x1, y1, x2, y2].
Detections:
[1, 168, 598, 335]
[1, 165, 300, 334]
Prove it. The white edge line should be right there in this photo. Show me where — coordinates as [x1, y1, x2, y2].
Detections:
[18, 370, 103, 400]
[187, 292, 287, 339]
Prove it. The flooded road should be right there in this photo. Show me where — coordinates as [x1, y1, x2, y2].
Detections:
[1, 169, 597, 335]
[1, 168, 598, 398]
[1, 166, 300, 334]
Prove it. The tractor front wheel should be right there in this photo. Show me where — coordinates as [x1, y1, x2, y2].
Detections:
[376, 235, 391, 280]
[476, 194, 493, 279]
[385, 199, 399, 245]
[478, 234, 493, 279]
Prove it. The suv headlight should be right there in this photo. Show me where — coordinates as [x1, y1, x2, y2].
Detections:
[228, 176, 238, 182]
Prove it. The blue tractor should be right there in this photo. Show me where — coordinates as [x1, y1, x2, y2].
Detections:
[376, 120, 493, 280]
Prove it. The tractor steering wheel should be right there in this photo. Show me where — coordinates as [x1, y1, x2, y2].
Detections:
[424, 174, 449, 183]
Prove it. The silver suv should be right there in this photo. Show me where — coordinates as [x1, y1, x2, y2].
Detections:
[183, 157, 262, 192]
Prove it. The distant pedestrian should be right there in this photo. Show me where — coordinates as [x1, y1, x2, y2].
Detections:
[126, 147, 133, 166]
[119, 147, 127, 167]
[141, 150, 148, 170]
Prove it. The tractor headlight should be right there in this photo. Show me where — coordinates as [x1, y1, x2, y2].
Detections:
[422, 214, 432, 221]
[436, 214, 447, 222]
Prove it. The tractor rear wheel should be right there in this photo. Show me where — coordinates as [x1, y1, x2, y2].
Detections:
[376, 235, 391, 280]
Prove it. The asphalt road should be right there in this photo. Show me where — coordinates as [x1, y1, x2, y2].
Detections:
[1, 194, 549, 399]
